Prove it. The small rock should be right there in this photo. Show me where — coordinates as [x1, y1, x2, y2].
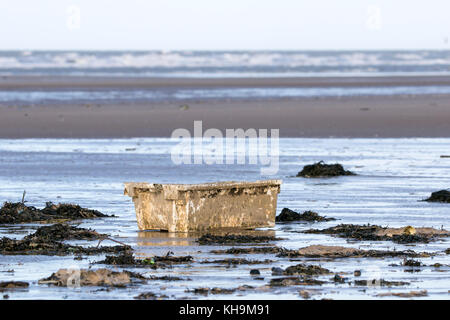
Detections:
[250, 269, 260, 275]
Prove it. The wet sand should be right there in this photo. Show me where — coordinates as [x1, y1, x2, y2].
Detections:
[3, 75, 450, 89]
[1, 94, 450, 138]
[1, 75, 450, 138]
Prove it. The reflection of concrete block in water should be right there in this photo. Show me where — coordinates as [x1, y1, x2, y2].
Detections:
[124, 180, 282, 232]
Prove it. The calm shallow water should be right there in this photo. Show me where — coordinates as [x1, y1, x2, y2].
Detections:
[0, 138, 449, 300]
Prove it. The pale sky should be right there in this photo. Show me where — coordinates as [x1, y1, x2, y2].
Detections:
[0, 0, 449, 50]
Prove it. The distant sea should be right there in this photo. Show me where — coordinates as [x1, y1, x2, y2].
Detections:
[1, 50, 450, 77]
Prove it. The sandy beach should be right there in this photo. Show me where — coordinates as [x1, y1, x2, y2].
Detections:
[1, 75, 450, 139]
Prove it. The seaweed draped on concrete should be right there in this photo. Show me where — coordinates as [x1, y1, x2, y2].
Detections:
[0, 201, 110, 224]
[297, 161, 356, 178]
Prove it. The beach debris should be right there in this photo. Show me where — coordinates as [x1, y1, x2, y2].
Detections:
[376, 290, 428, 298]
[211, 246, 286, 255]
[135, 292, 169, 300]
[96, 251, 193, 268]
[39, 268, 145, 287]
[304, 224, 449, 243]
[440, 155, 450, 158]
[201, 258, 274, 265]
[282, 264, 331, 276]
[277, 245, 429, 259]
[0, 201, 110, 224]
[276, 208, 335, 222]
[0, 281, 29, 291]
[124, 180, 281, 232]
[424, 190, 450, 203]
[197, 233, 280, 245]
[446, 248, 450, 254]
[296, 161, 356, 178]
[269, 277, 325, 287]
[354, 270, 361, 277]
[0, 224, 130, 256]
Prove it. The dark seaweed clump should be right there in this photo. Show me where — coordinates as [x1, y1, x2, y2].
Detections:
[0, 201, 110, 224]
[24, 223, 104, 241]
[297, 161, 356, 178]
[201, 258, 273, 265]
[197, 233, 280, 245]
[276, 208, 335, 222]
[269, 277, 325, 287]
[0, 236, 129, 256]
[97, 251, 193, 268]
[211, 246, 286, 255]
[187, 287, 239, 295]
[304, 224, 434, 244]
[277, 246, 429, 259]
[403, 259, 422, 267]
[0, 224, 130, 256]
[283, 264, 331, 276]
[135, 292, 169, 300]
[424, 190, 450, 203]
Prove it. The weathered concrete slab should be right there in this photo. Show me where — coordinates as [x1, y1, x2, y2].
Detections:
[124, 180, 282, 232]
